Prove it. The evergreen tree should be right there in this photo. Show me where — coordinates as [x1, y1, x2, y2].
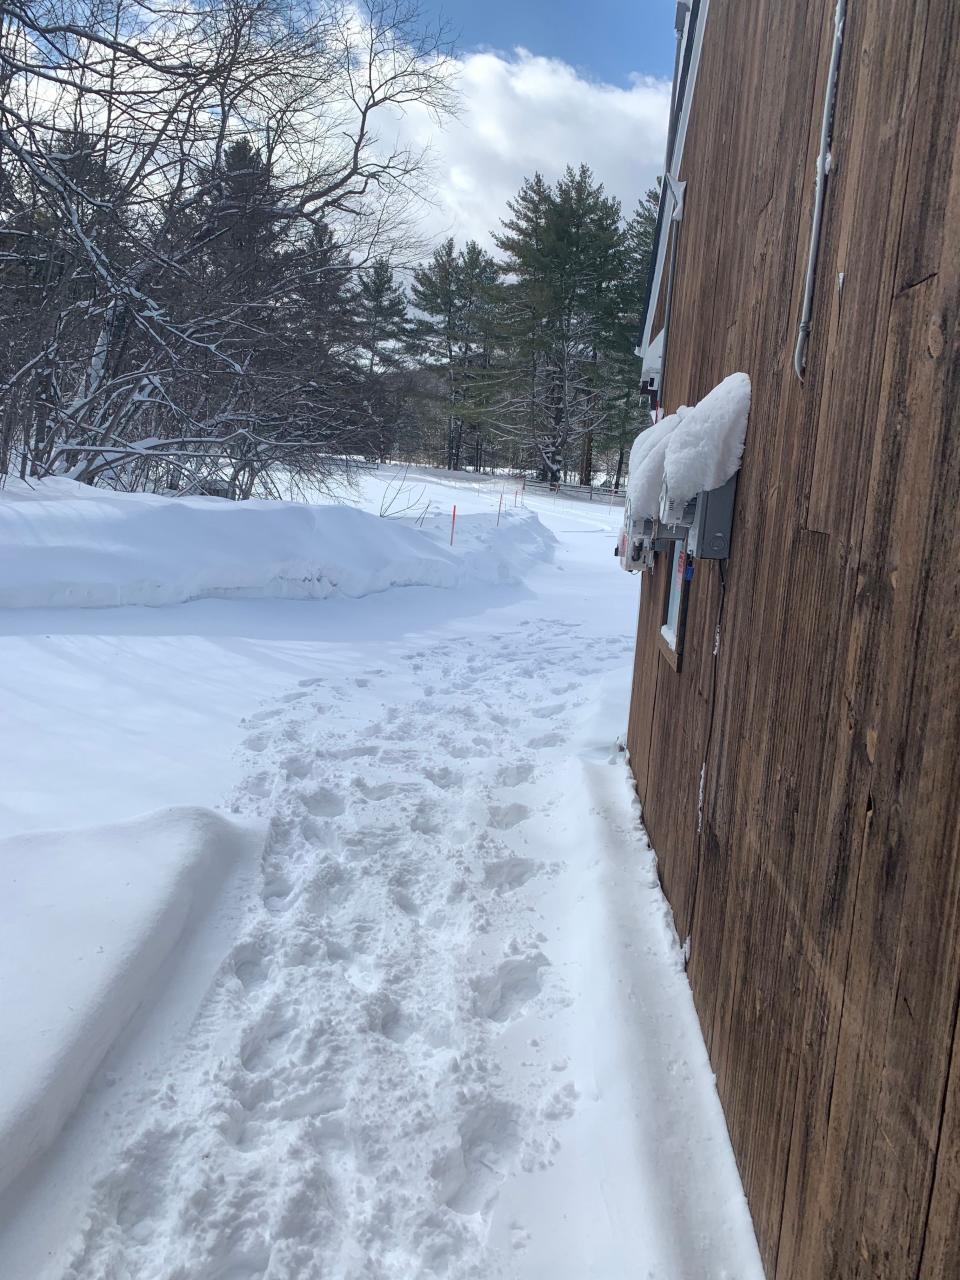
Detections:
[357, 258, 408, 376]
[453, 241, 500, 471]
[410, 238, 500, 471]
[494, 165, 631, 484]
[624, 182, 661, 321]
[355, 257, 409, 461]
[600, 181, 662, 490]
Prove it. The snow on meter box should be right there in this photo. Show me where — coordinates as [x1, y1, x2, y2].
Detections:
[618, 373, 750, 572]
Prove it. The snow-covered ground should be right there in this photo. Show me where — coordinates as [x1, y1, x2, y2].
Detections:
[0, 469, 763, 1279]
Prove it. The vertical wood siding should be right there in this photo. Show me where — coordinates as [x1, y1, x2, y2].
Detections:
[626, 1, 960, 1275]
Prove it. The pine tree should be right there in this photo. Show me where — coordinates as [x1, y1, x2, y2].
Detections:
[624, 182, 661, 323]
[453, 241, 500, 471]
[410, 238, 500, 471]
[600, 182, 662, 490]
[355, 258, 409, 461]
[357, 259, 408, 374]
[494, 165, 631, 485]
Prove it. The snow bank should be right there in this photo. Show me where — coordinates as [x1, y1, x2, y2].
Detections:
[0, 808, 260, 1197]
[663, 371, 752, 505]
[625, 372, 751, 519]
[0, 479, 555, 609]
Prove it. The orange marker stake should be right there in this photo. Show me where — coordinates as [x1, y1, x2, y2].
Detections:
[497, 493, 503, 526]
[450, 504, 457, 545]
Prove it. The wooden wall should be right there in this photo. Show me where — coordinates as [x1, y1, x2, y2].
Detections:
[626, 1, 960, 1276]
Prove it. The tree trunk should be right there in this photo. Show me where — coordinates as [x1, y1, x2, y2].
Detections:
[613, 444, 625, 492]
[578, 428, 593, 487]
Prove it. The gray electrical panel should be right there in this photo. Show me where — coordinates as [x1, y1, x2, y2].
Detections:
[686, 473, 737, 560]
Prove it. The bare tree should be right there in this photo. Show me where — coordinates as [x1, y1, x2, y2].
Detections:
[0, 0, 454, 493]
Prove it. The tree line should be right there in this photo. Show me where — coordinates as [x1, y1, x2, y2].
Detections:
[0, 0, 657, 497]
[407, 168, 658, 488]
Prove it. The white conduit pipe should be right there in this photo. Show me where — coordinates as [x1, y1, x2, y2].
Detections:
[794, 0, 847, 381]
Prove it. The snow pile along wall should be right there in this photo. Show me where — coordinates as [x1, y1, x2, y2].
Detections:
[0, 480, 555, 609]
[0, 808, 261, 1198]
[625, 372, 751, 518]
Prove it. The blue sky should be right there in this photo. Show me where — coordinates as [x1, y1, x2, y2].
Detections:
[422, 0, 676, 85]
[393, 2, 673, 246]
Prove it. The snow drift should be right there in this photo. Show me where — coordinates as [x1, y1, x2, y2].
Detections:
[0, 807, 260, 1198]
[0, 479, 555, 610]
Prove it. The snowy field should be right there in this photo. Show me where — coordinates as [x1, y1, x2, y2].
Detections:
[0, 469, 763, 1279]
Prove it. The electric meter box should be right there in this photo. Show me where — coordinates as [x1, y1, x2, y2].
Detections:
[686, 473, 737, 560]
[617, 511, 656, 572]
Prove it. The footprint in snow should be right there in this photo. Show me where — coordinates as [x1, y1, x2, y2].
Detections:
[301, 785, 345, 818]
[432, 1100, 521, 1215]
[240, 1013, 296, 1073]
[483, 857, 538, 893]
[366, 992, 413, 1043]
[279, 1082, 346, 1121]
[391, 885, 420, 916]
[261, 875, 294, 914]
[299, 814, 337, 848]
[471, 954, 548, 1022]
[334, 744, 379, 761]
[423, 764, 462, 790]
[231, 944, 269, 992]
[532, 703, 565, 719]
[323, 937, 354, 967]
[282, 754, 312, 781]
[488, 802, 530, 830]
[411, 801, 442, 834]
[247, 707, 281, 724]
[496, 760, 534, 788]
[302, 858, 354, 909]
[352, 777, 398, 801]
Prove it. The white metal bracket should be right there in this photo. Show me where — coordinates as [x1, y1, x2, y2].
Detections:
[666, 174, 687, 222]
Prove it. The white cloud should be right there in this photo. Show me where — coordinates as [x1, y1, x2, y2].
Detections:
[392, 48, 670, 249]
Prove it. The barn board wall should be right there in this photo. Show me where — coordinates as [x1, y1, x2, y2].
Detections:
[625, 1, 960, 1276]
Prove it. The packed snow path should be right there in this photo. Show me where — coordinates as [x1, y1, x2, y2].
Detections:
[64, 625, 617, 1277]
[0, 472, 762, 1279]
